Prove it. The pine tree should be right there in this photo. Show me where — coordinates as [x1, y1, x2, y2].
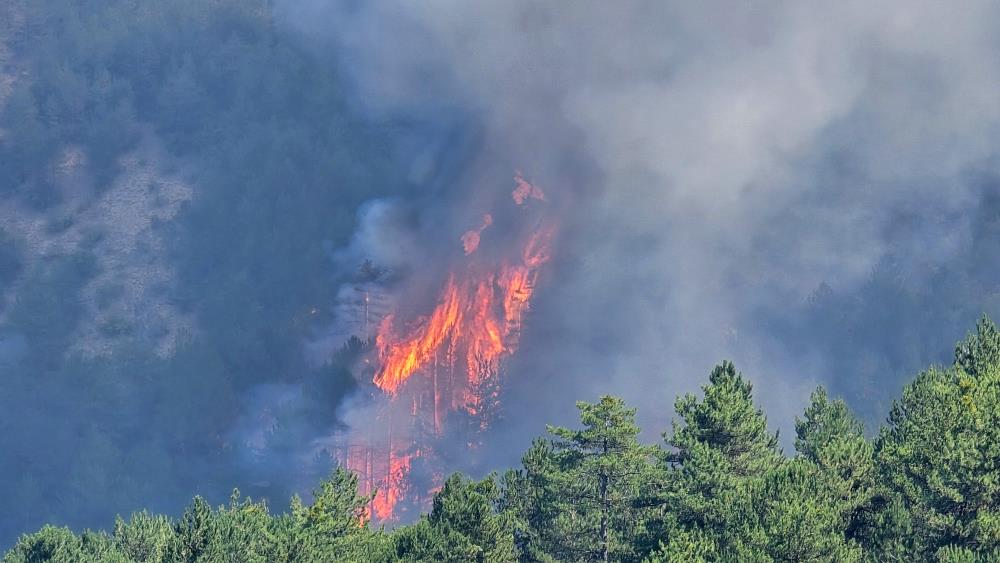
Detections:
[172, 496, 212, 562]
[392, 473, 517, 563]
[668, 361, 781, 477]
[876, 317, 1000, 559]
[795, 386, 866, 461]
[795, 387, 876, 549]
[281, 467, 383, 562]
[113, 512, 175, 562]
[4, 526, 88, 563]
[657, 361, 781, 552]
[513, 396, 658, 562]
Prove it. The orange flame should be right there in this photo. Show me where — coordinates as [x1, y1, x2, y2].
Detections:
[373, 225, 552, 397]
[348, 173, 555, 522]
[374, 276, 464, 394]
[372, 450, 413, 520]
[461, 214, 493, 255]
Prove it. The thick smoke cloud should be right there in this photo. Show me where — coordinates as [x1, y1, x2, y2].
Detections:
[280, 1, 1000, 453]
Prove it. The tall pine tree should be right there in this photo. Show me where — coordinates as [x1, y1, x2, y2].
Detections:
[876, 317, 1000, 559]
[512, 396, 658, 562]
[655, 361, 781, 553]
[795, 387, 877, 549]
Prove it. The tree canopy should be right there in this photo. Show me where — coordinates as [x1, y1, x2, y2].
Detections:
[8, 318, 1000, 561]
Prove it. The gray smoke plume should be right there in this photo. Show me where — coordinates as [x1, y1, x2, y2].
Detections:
[279, 0, 1000, 457]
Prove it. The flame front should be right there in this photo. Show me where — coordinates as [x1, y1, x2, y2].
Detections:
[374, 204, 552, 397]
[373, 276, 464, 394]
[371, 450, 413, 521]
[339, 173, 555, 522]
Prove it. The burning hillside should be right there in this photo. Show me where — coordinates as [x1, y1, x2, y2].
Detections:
[332, 172, 556, 521]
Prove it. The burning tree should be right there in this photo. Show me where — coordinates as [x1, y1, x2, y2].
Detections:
[331, 173, 556, 522]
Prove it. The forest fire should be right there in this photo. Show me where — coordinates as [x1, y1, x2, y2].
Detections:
[373, 185, 552, 404]
[371, 451, 412, 520]
[336, 173, 555, 522]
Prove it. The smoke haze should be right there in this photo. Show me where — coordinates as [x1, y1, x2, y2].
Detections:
[281, 0, 1000, 444]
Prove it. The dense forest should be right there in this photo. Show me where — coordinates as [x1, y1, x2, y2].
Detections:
[6, 316, 1000, 562]
[0, 0, 408, 545]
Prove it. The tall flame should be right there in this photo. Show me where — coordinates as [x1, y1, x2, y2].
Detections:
[371, 450, 413, 520]
[374, 210, 551, 395]
[341, 173, 554, 522]
[373, 276, 464, 394]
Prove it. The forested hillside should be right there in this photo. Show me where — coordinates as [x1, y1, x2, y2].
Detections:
[7, 318, 1000, 562]
[4, 0, 1000, 560]
[0, 0, 407, 543]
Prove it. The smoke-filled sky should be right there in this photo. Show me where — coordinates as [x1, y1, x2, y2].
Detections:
[279, 0, 1000, 448]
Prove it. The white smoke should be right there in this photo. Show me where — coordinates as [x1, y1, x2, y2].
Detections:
[280, 0, 1000, 443]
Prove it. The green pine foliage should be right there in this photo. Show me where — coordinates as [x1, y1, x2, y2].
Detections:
[727, 458, 862, 562]
[795, 387, 878, 547]
[6, 317, 1000, 561]
[876, 317, 1000, 559]
[668, 361, 781, 478]
[651, 361, 782, 558]
[509, 396, 659, 562]
[391, 474, 516, 563]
